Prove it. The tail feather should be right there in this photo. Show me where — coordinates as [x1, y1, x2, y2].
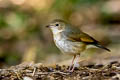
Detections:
[94, 44, 111, 52]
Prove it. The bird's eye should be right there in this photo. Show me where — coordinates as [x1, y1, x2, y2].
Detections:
[55, 24, 59, 26]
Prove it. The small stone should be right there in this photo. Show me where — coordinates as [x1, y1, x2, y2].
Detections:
[23, 76, 33, 80]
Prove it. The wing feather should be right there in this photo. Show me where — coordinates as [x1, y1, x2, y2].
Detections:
[66, 31, 96, 43]
[64, 29, 110, 52]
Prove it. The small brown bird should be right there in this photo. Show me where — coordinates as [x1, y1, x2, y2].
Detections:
[46, 19, 110, 72]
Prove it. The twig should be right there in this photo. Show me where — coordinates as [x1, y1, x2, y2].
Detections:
[32, 67, 37, 76]
[14, 71, 22, 80]
[36, 71, 70, 75]
[51, 71, 70, 75]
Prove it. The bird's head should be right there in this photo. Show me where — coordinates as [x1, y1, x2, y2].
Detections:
[46, 19, 67, 34]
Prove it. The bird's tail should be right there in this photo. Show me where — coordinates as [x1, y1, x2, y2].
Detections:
[94, 43, 111, 52]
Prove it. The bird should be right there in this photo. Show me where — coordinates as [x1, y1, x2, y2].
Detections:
[46, 19, 110, 72]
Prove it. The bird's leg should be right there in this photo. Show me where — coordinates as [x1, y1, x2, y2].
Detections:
[68, 55, 76, 71]
[71, 54, 80, 72]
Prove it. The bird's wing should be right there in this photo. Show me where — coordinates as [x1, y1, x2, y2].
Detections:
[66, 31, 96, 43]
[66, 30, 110, 52]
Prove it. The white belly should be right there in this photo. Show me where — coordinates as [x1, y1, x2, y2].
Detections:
[53, 35, 86, 55]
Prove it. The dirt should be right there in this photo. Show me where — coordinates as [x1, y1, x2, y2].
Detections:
[0, 61, 120, 80]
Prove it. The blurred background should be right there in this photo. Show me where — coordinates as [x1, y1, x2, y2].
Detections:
[0, 0, 120, 68]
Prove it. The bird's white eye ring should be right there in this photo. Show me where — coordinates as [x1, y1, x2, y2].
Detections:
[55, 24, 59, 26]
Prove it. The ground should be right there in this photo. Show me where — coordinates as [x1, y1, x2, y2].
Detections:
[0, 60, 120, 80]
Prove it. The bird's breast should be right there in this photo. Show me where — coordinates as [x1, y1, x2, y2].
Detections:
[53, 33, 86, 55]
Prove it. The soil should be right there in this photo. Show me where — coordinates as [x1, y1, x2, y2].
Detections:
[0, 61, 120, 80]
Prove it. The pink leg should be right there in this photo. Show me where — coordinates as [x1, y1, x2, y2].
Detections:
[71, 55, 80, 72]
[68, 55, 76, 71]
